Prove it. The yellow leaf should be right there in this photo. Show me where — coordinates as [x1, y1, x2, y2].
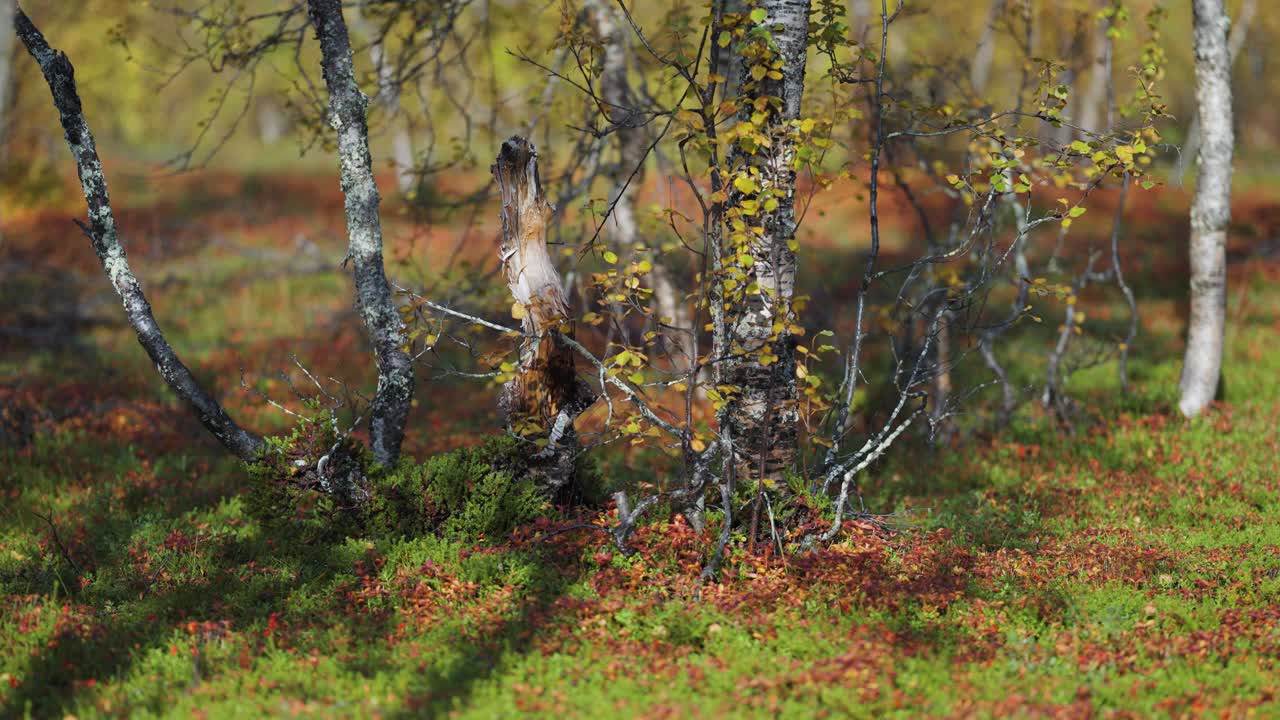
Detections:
[511, 302, 527, 320]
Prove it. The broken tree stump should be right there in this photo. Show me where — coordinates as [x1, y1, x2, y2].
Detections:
[492, 136, 595, 491]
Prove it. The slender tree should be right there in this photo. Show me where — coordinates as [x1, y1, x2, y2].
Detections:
[0, 0, 13, 160]
[13, 6, 265, 461]
[583, 0, 695, 372]
[351, 7, 417, 195]
[723, 0, 811, 482]
[307, 0, 416, 462]
[969, 0, 1005, 95]
[1179, 0, 1234, 417]
[1074, 0, 1112, 136]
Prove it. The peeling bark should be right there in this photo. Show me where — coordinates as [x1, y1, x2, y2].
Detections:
[724, 0, 810, 482]
[307, 0, 415, 465]
[493, 137, 595, 489]
[1180, 0, 1234, 418]
[14, 8, 264, 462]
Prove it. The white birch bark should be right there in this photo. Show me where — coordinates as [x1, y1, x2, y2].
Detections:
[1179, 0, 1234, 417]
[1177, 0, 1254, 181]
[970, 0, 1005, 95]
[725, 0, 810, 481]
[584, 0, 695, 371]
[256, 99, 287, 145]
[0, 0, 14, 160]
[493, 137, 594, 488]
[1074, 4, 1110, 136]
[308, 0, 415, 464]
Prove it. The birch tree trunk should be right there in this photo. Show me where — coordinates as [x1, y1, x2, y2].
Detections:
[969, 0, 1005, 95]
[847, 0, 871, 38]
[725, 0, 810, 482]
[1074, 4, 1110, 137]
[0, 0, 14, 161]
[1179, 0, 1235, 418]
[493, 137, 595, 489]
[1177, 0, 1254, 182]
[14, 8, 264, 462]
[308, 0, 415, 465]
[256, 99, 288, 145]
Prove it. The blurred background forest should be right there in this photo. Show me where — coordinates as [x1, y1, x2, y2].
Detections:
[3, 0, 1277, 184]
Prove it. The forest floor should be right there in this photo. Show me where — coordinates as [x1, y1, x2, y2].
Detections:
[2, 167, 1280, 718]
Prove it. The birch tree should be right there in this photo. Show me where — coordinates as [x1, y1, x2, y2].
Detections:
[308, 0, 416, 464]
[13, 7, 265, 462]
[1176, 0, 1254, 182]
[1074, 1, 1112, 136]
[583, 0, 695, 372]
[0, 0, 13, 160]
[1179, 0, 1235, 418]
[352, 8, 417, 195]
[723, 0, 811, 482]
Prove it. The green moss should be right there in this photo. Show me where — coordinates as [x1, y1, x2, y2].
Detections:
[368, 435, 602, 543]
[247, 418, 602, 544]
[244, 407, 369, 543]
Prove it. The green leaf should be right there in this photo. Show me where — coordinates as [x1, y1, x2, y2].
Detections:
[749, 8, 767, 23]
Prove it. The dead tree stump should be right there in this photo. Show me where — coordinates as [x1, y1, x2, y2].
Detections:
[492, 137, 595, 492]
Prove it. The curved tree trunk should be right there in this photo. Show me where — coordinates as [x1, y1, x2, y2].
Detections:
[725, 0, 810, 482]
[307, 0, 415, 465]
[14, 8, 264, 462]
[1179, 0, 1235, 418]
